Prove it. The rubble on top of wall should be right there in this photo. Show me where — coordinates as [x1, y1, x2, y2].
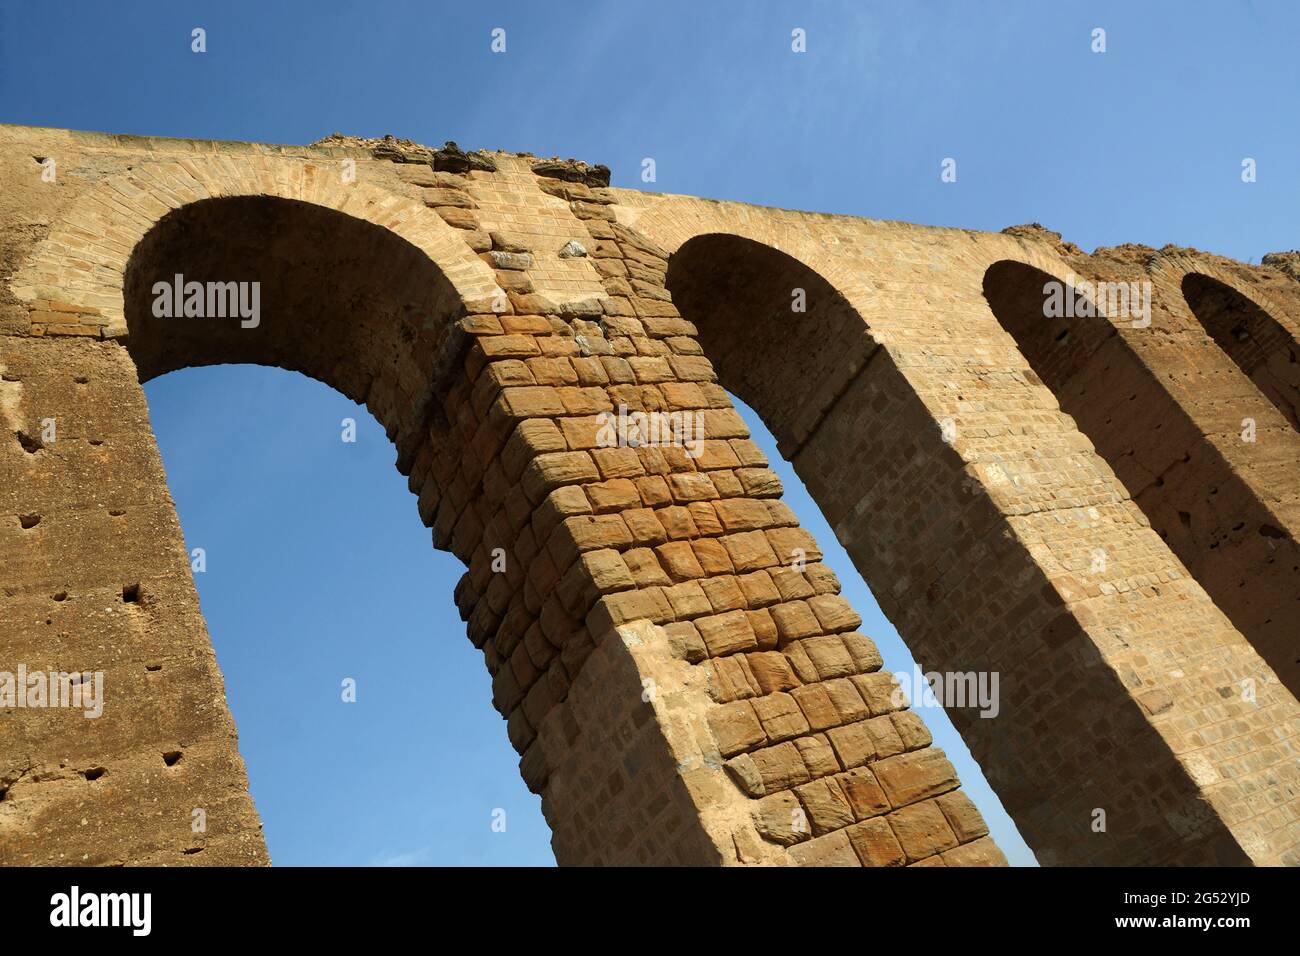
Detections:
[1000, 223, 1084, 257]
[310, 133, 611, 187]
[1262, 251, 1300, 282]
[528, 157, 611, 189]
[311, 132, 498, 173]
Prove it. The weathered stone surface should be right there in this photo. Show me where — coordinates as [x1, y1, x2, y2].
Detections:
[846, 817, 907, 867]
[2, 123, 1297, 873]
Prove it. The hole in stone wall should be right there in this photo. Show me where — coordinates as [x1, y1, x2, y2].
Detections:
[15, 430, 42, 453]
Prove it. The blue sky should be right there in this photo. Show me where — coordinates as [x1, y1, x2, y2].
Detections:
[3, 1, 1296, 866]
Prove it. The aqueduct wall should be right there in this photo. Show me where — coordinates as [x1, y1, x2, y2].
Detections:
[1, 125, 1297, 866]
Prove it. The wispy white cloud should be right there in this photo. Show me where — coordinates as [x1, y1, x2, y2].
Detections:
[372, 847, 433, 867]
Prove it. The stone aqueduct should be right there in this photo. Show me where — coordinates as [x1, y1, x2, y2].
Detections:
[0, 124, 1297, 867]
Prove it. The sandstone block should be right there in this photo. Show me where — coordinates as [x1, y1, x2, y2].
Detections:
[655, 540, 706, 580]
[837, 766, 891, 820]
[747, 651, 799, 695]
[941, 837, 1008, 867]
[872, 749, 959, 808]
[708, 701, 767, 757]
[721, 531, 779, 572]
[795, 776, 856, 836]
[622, 508, 668, 547]
[771, 601, 823, 641]
[935, 790, 990, 843]
[752, 792, 807, 847]
[700, 575, 746, 613]
[746, 608, 779, 650]
[845, 818, 906, 867]
[522, 451, 600, 503]
[807, 594, 861, 633]
[751, 692, 811, 743]
[663, 580, 712, 619]
[887, 800, 958, 863]
[696, 610, 758, 657]
[826, 719, 877, 770]
[623, 548, 673, 588]
[584, 477, 640, 514]
[749, 741, 812, 793]
[788, 830, 860, 867]
[794, 734, 842, 778]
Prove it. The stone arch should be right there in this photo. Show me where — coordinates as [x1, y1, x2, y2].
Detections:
[1180, 271, 1300, 430]
[120, 195, 465, 461]
[9, 154, 507, 470]
[658, 228, 1257, 865]
[982, 259, 1300, 695]
[6, 126, 1298, 866]
[8, 169, 1014, 868]
[10, 155, 499, 339]
[1, 161, 513, 864]
[664, 232, 882, 457]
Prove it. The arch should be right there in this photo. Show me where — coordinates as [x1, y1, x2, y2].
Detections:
[663, 231, 1256, 865]
[617, 196, 882, 313]
[982, 259, 1300, 695]
[1181, 272, 1300, 430]
[137, 363, 549, 864]
[121, 195, 463, 454]
[10, 155, 499, 338]
[665, 233, 882, 456]
[2, 173, 507, 864]
[6, 127, 1299, 866]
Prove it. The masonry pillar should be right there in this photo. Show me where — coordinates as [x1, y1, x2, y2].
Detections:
[0, 334, 267, 865]
[404, 170, 1006, 866]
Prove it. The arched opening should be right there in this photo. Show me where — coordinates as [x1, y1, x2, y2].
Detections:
[666, 236, 1247, 865]
[666, 234, 878, 457]
[116, 196, 547, 862]
[123, 196, 465, 456]
[983, 260, 1299, 694]
[1182, 273, 1300, 430]
[142, 364, 551, 864]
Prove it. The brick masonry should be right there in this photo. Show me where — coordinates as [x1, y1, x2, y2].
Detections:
[1, 124, 1296, 866]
